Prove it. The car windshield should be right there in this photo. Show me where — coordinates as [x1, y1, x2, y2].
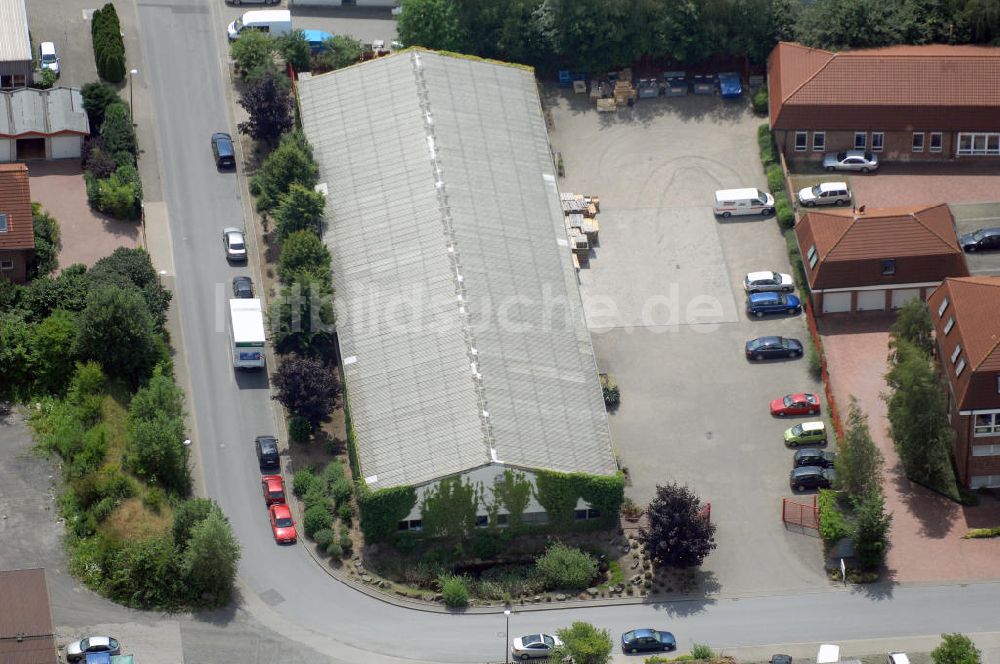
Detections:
[233, 18, 243, 30]
[783, 396, 793, 406]
[836, 152, 847, 160]
[806, 394, 818, 403]
[811, 185, 823, 195]
[543, 635, 555, 646]
[269, 490, 283, 498]
[756, 190, 768, 204]
[41, 53, 56, 63]
[791, 424, 803, 435]
[864, 152, 874, 161]
[275, 517, 293, 527]
[972, 230, 986, 241]
[624, 631, 635, 641]
[230, 240, 244, 250]
[522, 634, 540, 644]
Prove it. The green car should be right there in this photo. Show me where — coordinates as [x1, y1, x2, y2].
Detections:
[784, 421, 827, 447]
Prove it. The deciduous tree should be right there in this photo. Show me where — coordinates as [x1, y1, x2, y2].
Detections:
[639, 482, 717, 569]
[890, 298, 934, 358]
[551, 622, 613, 664]
[273, 184, 325, 240]
[835, 396, 884, 501]
[277, 230, 332, 285]
[933, 633, 982, 664]
[852, 489, 892, 570]
[398, 0, 464, 51]
[269, 274, 336, 357]
[181, 507, 241, 606]
[270, 354, 340, 424]
[249, 132, 318, 212]
[74, 285, 162, 385]
[238, 69, 294, 146]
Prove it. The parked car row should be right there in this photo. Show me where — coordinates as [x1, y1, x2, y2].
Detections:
[511, 628, 676, 660]
[256, 435, 298, 544]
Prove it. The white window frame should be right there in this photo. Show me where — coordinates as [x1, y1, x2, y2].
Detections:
[812, 131, 826, 152]
[951, 344, 962, 364]
[794, 131, 808, 152]
[0, 259, 12, 271]
[871, 132, 885, 152]
[957, 132, 1000, 156]
[972, 444, 1000, 456]
[929, 132, 943, 153]
[944, 316, 955, 335]
[912, 132, 925, 152]
[0, 213, 8, 232]
[974, 413, 1000, 437]
[854, 132, 867, 150]
[956, 358, 966, 376]
[937, 297, 949, 317]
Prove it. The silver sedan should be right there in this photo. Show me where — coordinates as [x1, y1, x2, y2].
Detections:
[822, 149, 878, 173]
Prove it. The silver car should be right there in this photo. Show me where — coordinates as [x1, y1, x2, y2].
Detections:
[744, 270, 794, 293]
[223, 227, 247, 262]
[512, 633, 562, 660]
[797, 181, 851, 207]
[66, 636, 121, 661]
[822, 149, 878, 173]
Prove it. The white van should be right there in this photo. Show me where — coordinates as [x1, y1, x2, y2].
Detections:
[227, 10, 292, 40]
[713, 188, 775, 218]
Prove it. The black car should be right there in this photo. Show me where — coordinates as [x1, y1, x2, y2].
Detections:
[621, 629, 676, 654]
[255, 435, 280, 469]
[789, 465, 835, 492]
[212, 132, 236, 169]
[793, 448, 836, 469]
[959, 227, 1000, 253]
[745, 336, 803, 360]
[232, 276, 254, 298]
[770, 655, 793, 664]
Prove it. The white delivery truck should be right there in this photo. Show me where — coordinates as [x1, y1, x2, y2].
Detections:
[229, 299, 266, 369]
[227, 9, 292, 40]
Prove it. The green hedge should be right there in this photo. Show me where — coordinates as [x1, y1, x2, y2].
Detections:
[358, 484, 418, 542]
[758, 123, 778, 167]
[774, 191, 795, 230]
[817, 489, 850, 548]
[752, 88, 769, 116]
[766, 163, 785, 193]
[92, 3, 126, 83]
[535, 470, 625, 528]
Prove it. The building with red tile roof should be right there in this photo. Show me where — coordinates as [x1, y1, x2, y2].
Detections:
[768, 42, 1000, 161]
[0, 568, 57, 664]
[927, 276, 1000, 488]
[0, 162, 34, 283]
[795, 203, 968, 315]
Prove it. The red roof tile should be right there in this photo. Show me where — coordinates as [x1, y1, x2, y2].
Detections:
[0, 163, 34, 251]
[769, 41, 1000, 130]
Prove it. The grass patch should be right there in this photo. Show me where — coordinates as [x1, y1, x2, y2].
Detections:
[100, 389, 130, 462]
[101, 496, 173, 541]
[963, 525, 1000, 539]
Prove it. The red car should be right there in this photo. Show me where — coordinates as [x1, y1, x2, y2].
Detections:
[261, 475, 286, 506]
[770, 392, 821, 416]
[269, 504, 297, 544]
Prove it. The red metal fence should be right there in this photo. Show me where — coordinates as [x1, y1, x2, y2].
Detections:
[782, 496, 818, 529]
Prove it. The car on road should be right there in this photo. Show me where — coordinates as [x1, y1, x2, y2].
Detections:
[822, 150, 878, 173]
[784, 421, 828, 446]
[793, 448, 836, 468]
[770, 655, 792, 664]
[39, 41, 60, 77]
[511, 633, 562, 660]
[269, 503, 297, 543]
[621, 629, 676, 654]
[743, 271, 794, 293]
[770, 392, 821, 416]
[212, 132, 236, 169]
[302, 29, 334, 53]
[790, 465, 835, 492]
[718, 72, 742, 98]
[222, 227, 247, 262]
[255, 435, 280, 469]
[226, 0, 280, 5]
[746, 336, 803, 361]
[888, 652, 911, 664]
[66, 636, 121, 661]
[746, 292, 801, 318]
[261, 474, 286, 506]
[797, 181, 851, 207]
[232, 276, 254, 298]
[959, 227, 1000, 253]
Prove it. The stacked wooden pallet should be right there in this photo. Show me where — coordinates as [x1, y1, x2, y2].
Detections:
[560, 193, 601, 267]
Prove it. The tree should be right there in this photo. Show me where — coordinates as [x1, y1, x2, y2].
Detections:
[100, 103, 137, 162]
[835, 396, 884, 501]
[398, 0, 464, 51]
[639, 482, 717, 569]
[238, 69, 294, 145]
[74, 285, 163, 385]
[551, 622, 613, 664]
[420, 475, 480, 538]
[181, 507, 241, 606]
[853, 489, 892, 570]
[270, 354, 340, 424]
[278, 31, 312, 72]
[173, 497, 215, 549]
[0, 312, 33, 399]
[933, 634, 982, 664]
[89, 247, 172, 329]
[269, 274, 337, 356]
[80, 81, 121, 130]
[277, 230, 332, 285]
[127, 413, 191, 494]
[249, 132, 318, 212]
[314, 35, 363, 72]
[796, 0, 905, 50]
[890, 298, 934, 358]
[230, 29, 275, 79]
[273, 184, 326, 240]
[128, 366, 184, 423]
[884, 339, 956, 495]
[31, 203, 61, 277]
[0, 276, 19, 312]
[30, 310, 78, 395]
[22, 265, 92, 321]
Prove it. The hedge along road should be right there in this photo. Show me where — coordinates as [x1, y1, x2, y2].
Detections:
[129, 1, 1000, 662]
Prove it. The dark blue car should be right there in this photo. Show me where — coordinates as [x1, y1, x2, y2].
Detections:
[747, 292, 801, 318]
[622, 629, 676, 654]
[745, 336, 804, 360]
[718, 72, 742, 98]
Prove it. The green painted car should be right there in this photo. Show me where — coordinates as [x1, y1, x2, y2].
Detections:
[783, 421, 827, 446]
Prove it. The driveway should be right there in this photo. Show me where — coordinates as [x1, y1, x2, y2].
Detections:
[845, 162, 1000, 209]
[950, 202, 1000, 276]
[27, 161, 141, 271]
[819, 315, 1000, 583]
[548, 91, 827, 595]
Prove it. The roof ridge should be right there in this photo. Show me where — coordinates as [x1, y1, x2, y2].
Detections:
[811, 212, 852, 260]
[909, 204, 960, 253]
[783, 46, 836, 104]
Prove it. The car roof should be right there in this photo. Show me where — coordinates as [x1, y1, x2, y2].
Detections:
[716, 188, 760, 200]
[749, 292, 780, 302]
[974, 227, 1000, 235]
[262, 474, 283, 486]
[792, 465, 822, 477]
[746, 270, 776, 281]
[817, 181, 848, 191]
[257, 435, 278, 447]
[302, 29, 333, 41]
[224, 228, 243, 237]
[801, 421, 825, 431]
[843, 149, 869, 158]
[212, 132, 231, 140]
[40, 41, 56, 52]
[271, 503, 292, 517]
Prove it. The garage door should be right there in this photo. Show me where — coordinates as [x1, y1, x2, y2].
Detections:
[857, 290, 886, 311]
[822, 292, 852, 314]
[50, 135, 81, 160]
[891, 288, 921, 309]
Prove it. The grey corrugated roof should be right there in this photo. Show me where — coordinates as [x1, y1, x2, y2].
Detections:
[0, 0, 31, 64]
[0, 87, 90, 136]
[299, 50, 616, 489]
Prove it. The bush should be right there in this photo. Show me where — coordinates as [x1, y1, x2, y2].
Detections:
[92, 3, 126, 83]
[758, 124, 778, 166]
[337, 501, 353, 524]
[807, 338, 823, 380]
[292, 468, 318, 498]
[774, 191, 795, 230]
[277, 230, 332, 285]
[752, 88, 769, 115]
[933, 633, 981, 664]
[691, 644, 714, 660]
[325, 541, 343, 557]
[303, 503, 332, 538]
[330, 477, 353, 507]
[439, 575, 469, 607]
[81, 82, 121, 129]
[100, 103, 137, 160]
[313, 528, 335, 548]
[817, 489, 850, 547]
[230, 29, 275, 78]
[339, 530, 353, 553]
[249, 131, 317, 212]
[535, 542, 598, 590]
[287, 414, 312, 443]
[766, 163, 785, 193]
[143, 486, 165, 513]
[277, 31, 312, 71]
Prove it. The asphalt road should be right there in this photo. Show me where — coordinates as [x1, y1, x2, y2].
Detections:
[124, 2, 1000, 663]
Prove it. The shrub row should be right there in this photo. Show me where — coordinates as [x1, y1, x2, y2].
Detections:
[84, 101, 141, 220]
[292, 462, 354, 556]
[92, 3, 126, 83]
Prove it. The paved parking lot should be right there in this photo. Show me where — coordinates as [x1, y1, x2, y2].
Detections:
[548, 91, 827, 595]
[950, 202, 1000, 275]
[826, 161, 1000, 209]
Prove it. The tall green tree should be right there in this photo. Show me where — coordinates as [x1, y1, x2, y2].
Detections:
[835, 396, 884, 501]
[933, 633, 982, 664]
[269, 274, 337, 357]
[273, 184, 326, 240]
[852, 489, 892, 569]
[30, 310, 78, 395]
[80, 81, 122, 130]
[31, 203, 61, 277]
[100, 103, 137, 164]
[249, 132, 318, 212]
[551, 622, 613, 664]
[173, 497, 216, 550]
[74, 285, 162, 385]
[890, 298, 934, 358]
[796, 0, 906, 50]
[181, 507, 241, 606]
[420, 475, 480, 538]
[127, 413, 190, 494]
[278, 31, 312, 72]
[128, 366, 184, 423]
[398, 0, 464, 51]
[230, 29, 276, 79]
[277, 230, 332, 285]
[0, 312, 33, 399]
[314, 35, 364, 71]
